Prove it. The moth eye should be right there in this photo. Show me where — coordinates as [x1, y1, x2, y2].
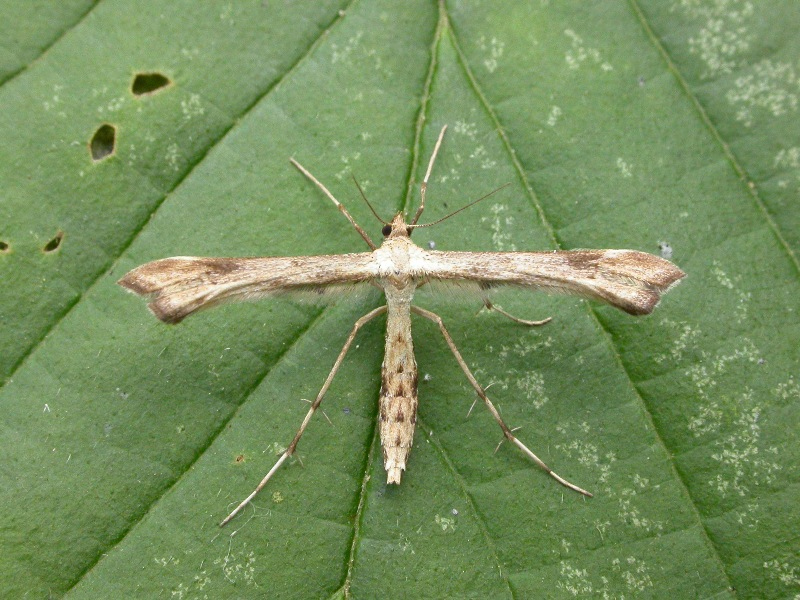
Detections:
[382, 224, 392, 236]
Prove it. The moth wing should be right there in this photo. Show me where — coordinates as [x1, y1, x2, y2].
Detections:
[418, 250, 684, 315]
[118, 253, 379, 323]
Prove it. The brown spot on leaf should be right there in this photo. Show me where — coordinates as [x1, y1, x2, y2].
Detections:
[131, 72, 172, 96]
[43, 231, 64, 253]
[90, 123, 116, 161]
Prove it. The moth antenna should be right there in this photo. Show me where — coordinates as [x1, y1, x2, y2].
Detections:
[409, 182, 511, 230]
[351, 174, 388, 225]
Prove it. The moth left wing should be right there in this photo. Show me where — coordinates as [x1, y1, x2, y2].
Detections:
[418, 250, 685, 315]
[119, 253, 378, 324]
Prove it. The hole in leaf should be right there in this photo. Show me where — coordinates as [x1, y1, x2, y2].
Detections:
[234, 454, 245, 464]
[43, 231, 64, 253]
[90, 124, 116, 161]
[131, 72, 172, 96]
[0, 240, 9, 253]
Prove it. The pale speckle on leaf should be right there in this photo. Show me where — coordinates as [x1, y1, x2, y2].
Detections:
[219, 4, 233, 23]
[434, 514, 456, 532]
[266, 441, 287, 456]
[515, 370, 549, 410]
[557, 555, 655, 596]
[774, 147, 800, 191]
[181, 93, 204, 120]
[773, 377, 799, 403]
[674, 0, 754, 78]
[546, 105, 562, 127]
[594, 519, 611, 538]
[453, 120, 478, 139]
[42, 84, 64, 112]
[331, 31, 364, 64]
[710, 260, 751, 322]
[686, 338, 761, 436]
[726, 59, 799, 127]
[154, 555, 180, 567]
[398, 533, 415, 554]
[165, 143, 180, 172]
[774, 147, 800, 169]
[563, 29, 613, 71]
[557, 562, 593, 596]
[710, 389, 781, 498]
[618, 488, 664, 533]
[764, 557, 800, 590]
[214, 545, 257, 586]
[478, 35, 505, 73]
[616, 157, 633, 178]
[98, 96, 125, 114]
[469, 145, 497, 170]
[555, 424, 616, 486]
[734, 501, 761, 528]
[499, 334, 553, 360]
[655, 318, 699, 363]
[334, 151, 362, 180]
[481, 204, 516, 251]
[614, 556, 654, 593]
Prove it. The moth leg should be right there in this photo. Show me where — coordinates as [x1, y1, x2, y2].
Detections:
[483, 299, 552, 327]
[220, 304, 388, 526]
[290, 158, 377, 250]
[411, 305, 592, 498]
[411, 124, 448, 225]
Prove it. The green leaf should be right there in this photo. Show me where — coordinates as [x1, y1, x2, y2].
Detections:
[1, 1, 798, 598]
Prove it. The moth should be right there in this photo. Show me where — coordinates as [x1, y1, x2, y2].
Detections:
[118, 126, 685, 526]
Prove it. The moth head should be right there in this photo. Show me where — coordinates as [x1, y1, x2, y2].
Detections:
[383, 213, 412, 239]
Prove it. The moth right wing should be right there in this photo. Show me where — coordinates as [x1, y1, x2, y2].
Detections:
[418, 249, 685, 315]
[118, 253, 379, 324]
